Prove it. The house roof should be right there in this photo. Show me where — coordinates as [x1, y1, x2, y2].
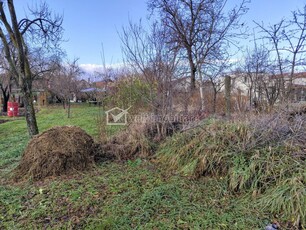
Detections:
[80, 87, 106, 93]
[95, 80, 113, 88]
[272, 72, 306, 79]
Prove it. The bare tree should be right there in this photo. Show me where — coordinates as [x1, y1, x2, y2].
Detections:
[121, 21, 178, 114]
[0, 0, 63, 137]
[254, 4, 306, 102]
[0, 51, 11, 113]
[283, 6, 306, 98]
[120, 20, 179, 137]
[0, 71, 11, 113]
[194, 0, 248, 111]
[148, 0, 248, 92]
[203, 61, 228, 114]
[49, 59, 82, 118]
[240, 43, 281, 110]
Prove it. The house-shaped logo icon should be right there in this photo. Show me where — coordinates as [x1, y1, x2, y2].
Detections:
[105, 107, 130, 125]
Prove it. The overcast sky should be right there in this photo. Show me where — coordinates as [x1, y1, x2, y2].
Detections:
[14, 0, 306, 72]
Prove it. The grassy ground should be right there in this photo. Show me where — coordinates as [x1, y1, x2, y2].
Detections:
[0, 105, 270, 229]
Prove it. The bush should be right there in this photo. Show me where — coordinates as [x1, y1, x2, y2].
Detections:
[107, 77, 152, 114]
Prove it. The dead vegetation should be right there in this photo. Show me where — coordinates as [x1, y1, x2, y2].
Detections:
[96, 121, 182, 161]
[156, 110, 306, 228]
[13, 126, 95, 182]
[98, 123, 158, 161]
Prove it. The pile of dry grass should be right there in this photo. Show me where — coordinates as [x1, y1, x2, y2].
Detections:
[14, 126, 95, 182]
[97, 121, 181, 161]
[286, 103, 306, 120]
[99, 123, 156, 161]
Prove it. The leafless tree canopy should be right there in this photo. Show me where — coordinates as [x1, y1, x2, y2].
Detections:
[148, 0, 248, 90]
[0, 0, 63, 137]
[239, 43, 281, 109]
[254, 5, 306, 102]
[49, 59, 82, 118]
[121, 20, 178, 116]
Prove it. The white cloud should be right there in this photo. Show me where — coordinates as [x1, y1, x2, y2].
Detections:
[80, 63, 126, 74]
[80, 64, 103, 74]
[79, 63, 126, 81]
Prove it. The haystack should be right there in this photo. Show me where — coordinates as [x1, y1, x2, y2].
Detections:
[14, 126, 95, 181]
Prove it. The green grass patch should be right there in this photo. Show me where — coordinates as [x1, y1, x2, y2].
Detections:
[0, 162, 266, 229]
[36, 105, 102, 136]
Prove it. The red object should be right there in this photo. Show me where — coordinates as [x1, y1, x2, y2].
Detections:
[7, 102, 19, 117]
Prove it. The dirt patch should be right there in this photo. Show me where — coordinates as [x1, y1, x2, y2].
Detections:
[14, 126, 95, 182]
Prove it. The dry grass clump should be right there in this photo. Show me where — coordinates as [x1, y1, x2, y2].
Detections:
[14, 126, 95, 182]
[157, 120, 248, 177]
[248, 111, 306, 149]
[156, 112, 305, 228]
[99, 123, 157, 161]
[97, 121, 181, 161]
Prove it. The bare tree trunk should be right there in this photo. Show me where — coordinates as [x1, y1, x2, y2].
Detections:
[67, 99, 71, 118]
[23, 89, 39, 137]
[248, 87, 252, 108]
[199, 86, 205, 111]
[213, 88, 217, 114]
[2, 93, 9, 112]
[1, 85, 10, 112]
[287, 52, 297, 101]
[187, 50, 196, 90]
[198, 67, 205, 111]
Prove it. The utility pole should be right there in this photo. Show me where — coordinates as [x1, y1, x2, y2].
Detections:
[225, 75, 231, 117]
